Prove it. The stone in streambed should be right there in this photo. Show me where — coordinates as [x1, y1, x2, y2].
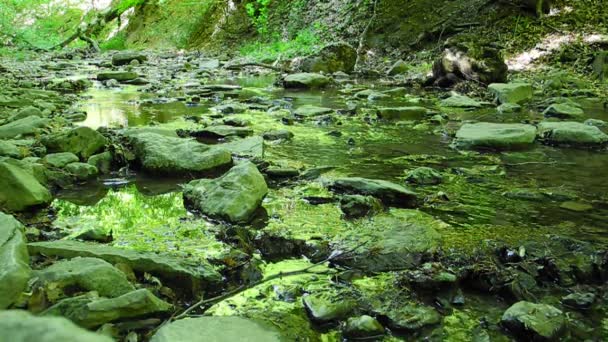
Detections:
[537, 121, 608, 147]
[87, 152, 112, 174]
[404, 167, 443, 185]
[42, 127, 107, 159]
[111, 51, 147, 66]
[302, 292, 357, 322]
[96, 71, 138, 82]
[0, 213, 31, 309]
[501, 301, 565, 340]
[453, 123, 536, 150]
[543, 103, 584, 119]
[183, 161, 268, 224]
[294, 105, 334, 118]
[343, 315, 385, 339]
[296, 42, 357, 74]
[440, 94, 482, 108]
[0, 140, 22, 158]
[488, 83, 533, 104]
[191, 125, 253, 139]
[385, 303, 442, 331]
[283, 73, 331, 89]
[377, 106, 428, 120]
[263, 130, 294, 141]
[339, 195, 383, 219]
[6, 106, 43, 123]
[42, 152, 79, 168]
[0, 116, 50, 139]
[65, 162, 98, 180]
[0, 310, 112, 342]
[329, 177, 418, 208]
[0, 158, 52, 212]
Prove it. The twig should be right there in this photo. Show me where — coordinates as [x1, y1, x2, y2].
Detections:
[225, 62, 285, 72]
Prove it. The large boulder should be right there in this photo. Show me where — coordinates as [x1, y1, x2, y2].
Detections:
[501, 301, 565, 340]
[295, 43, 357, 74]
[129, 132, 232, 175]
[453, 123, 536, 150]
[329, 177, 418, 208]
[283, 73, 331, 89]
[150, 316, 285, 342]
[0, 116, 50, 139]
[431, 45, 507, 87]
[43, 289, 172, 328]
[537, 121, 608, 147]
[183, 161, 268, 224]
[28, 240, 221, 291]
[0, 213, 31, 309]
[488, 83, 533, 104]
[0, 310, 112, 342]
[0, 158, 52, 212]
[42, 127, 107, 160]
[34, 257, 135, 299]
[111, 51, 147, 66]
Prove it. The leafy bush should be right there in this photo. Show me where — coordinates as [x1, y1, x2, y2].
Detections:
[245, 0, 272, 34]
[100, 32, 128, 51]
[239, 28, 320, 61]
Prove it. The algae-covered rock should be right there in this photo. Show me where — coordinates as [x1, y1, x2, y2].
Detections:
[387, 59, 409, 76]
[284, 73, 331, 89]
[6, 106, 43, 122]
[537, 121, 608, 147]
[453, 122, 536, 150]
[343, 315, 385, 338]
[0, 213, 31, 309]
[150, 316, 285, 342]
[111, 51, 147, 66]
[501, 301, 565, 340]
[220, 136, 264, 159]
[28, 240, 221, 290]
[0, 310, 112, 342]
[0, 158, 52, 212]
[130, 132, 232, 175]
[34, 257, 135, 299]
[488, 83, 533, 104]
[42, 127, 107, 159]
[296, 42, 357, 74]
[302, 292, 357, 322]
[87, 151, 112, 174]
[339, 195, 383, 219]
[543, 103, 584, 119]
[404, 167, 443, 185]
[376, 106, 428, 121]
[440, 94, 482, 108]
[0, 140, 22, 158]
[183, 161, 268, 223]
[0, 115, 50, 139]
[44, 289, 172, 328]
[386, 303, 442, 331]
[262, 130, 294, 141]
[330, 177, 418, 207]
[294, 105, 334, 118]
[43, 152, 79, 168]
[65, 162, 98, 180]
[194, 125, 253, 139]
[96, 71, 138, 82]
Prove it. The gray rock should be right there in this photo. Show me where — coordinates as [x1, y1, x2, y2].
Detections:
[453, 123, 536, 150]
[111, 51, 147, 66]
[537, 121, 608, 147]
[296, 43, 357, 73]
[150, 316, 284, 342]
[0, 213, 30, 309]
[501, 301, 565, 340]
[43, 152, 79, 168]
[42, 127, 107, 159]
[28, 240, 221, 291]
[330, 177, 418, 208]
[488, 83, 533, 104]
[183, 161, 268, 224]
[0, 116, 50, 139]
[129, 133, 232, 175]
[0, 158, 52, 212]
[96, 71, 138, 82]
[284, 73, 331, 89]
[440, 94, 482, 108]
[0, 310, 112, 342]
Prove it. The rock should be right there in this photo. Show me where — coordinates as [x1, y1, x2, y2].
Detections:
[42, 127, 107, 160]
[404, 167, 443, 185]
[383, 303, 442, 331]
[213, 102, 248, 114]
[150, 316, 284, 342]
[440, 94, 482, 108]
[561, 292, 595, 310]
[263, 130, 294, 141]
[0, 116, 50, 139]
[296, 43, 357, 73]
[7, 106, 43, 122]
[339, 195, 383, 218]
[284, 73, 331, 89]
[87, 152, 112, 174]
[543, 103, 585, 119]
[333, 210, 443, 272]
[376, 106, 428, 120]
[0, 140, 21, 158]
[34, 257, 134, 299]
[343, 315, 385, 338]
[129, 133, 232, 175]
[303, 292, 357, 322]
[0, 158, 52, 212]
[294, 105, 334, 118]
[220, 136, 264, 159]
[265, 167, 299, 178]
[453, 123, 537, 150]
[194, 125, 253, 139]
[44, 289, 172, 328]
[330, 177, 418, 208]
[537, 121, 608, 147]
[96, 71, 138, 82]
[43, 152, 79, 168]
[28, 240, 221, 291]
[498, 102, 522, 114]
[559, 201, 593, 212]
[111, 52, 147, 66]
[488, 83, 533, 104]
[432, 45, 507, 86]
[65, 162, 99, 180]
[387, 59, 409, 76]
[0, 213, 30, 309]
[0, 310, 112, 342]
[183, 161, 268, 223]
[584, 118, 607, 128]
[501, 301, 565, 340]
[592, 51, 608, 82]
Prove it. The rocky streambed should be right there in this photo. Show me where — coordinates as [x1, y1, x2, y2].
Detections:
[1, 49, 608, 341]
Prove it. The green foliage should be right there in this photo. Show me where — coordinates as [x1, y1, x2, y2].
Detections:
[100, 32, 128, 51]
[245, 0, 272, 34]
[115, 0, 147, 14]
[239, 28, 320, 61]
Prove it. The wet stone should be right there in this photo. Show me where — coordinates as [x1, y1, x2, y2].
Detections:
[537, 121, 608, 147]
[376, 106, 428, 120]
[263, 129, 294, 141]
[440, 94, 482, 108]
[43, 152, 79, 168]
[386, 303, 442, 331]
[302, 292, 357, 323]
[501, 301, 565, 341]
[0, 158, 52, 212]
[0, 212, 31, 309]
[343, 315, 385, 339]
[294, 105, 334, 118]
[488, 83, 533, 104]
[96, 71, 138, 82]
[453, 123, 536, 150]
[330, 177, 418, 208]
[283, 73, 331, 89]
[0, 116, 50, 139]
[42, 126, 107, 160]
[404, 167, 443, 185]
[339, 194, 383, 219]
[562, 292, 595, 310]
[543, 103, 585, 119]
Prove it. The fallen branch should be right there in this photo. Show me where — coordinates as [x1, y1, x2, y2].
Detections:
[225, 62, 285, 72]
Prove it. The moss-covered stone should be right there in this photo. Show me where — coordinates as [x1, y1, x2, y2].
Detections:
[294, 105, 334, 118]
[453, 123, 536, 150]
[0, 116, 50, 139]
[501, 301, 565, 340]
[296, 43, 357, 74]
[111, 51, 148, 66]
[96, 71, 138, 82]
[537, 121, 608, 147]
[283, 73, 331, 89]
[330, 177, 418, 208]
[0, 158, 52, 212]
[376, 106, 428, 120]
[488, 83, 533, 104]
[65, 162, 98, 180]
[0, 212, 30, 309]
[43, 152, 79, 168]
[42, 127, 107, 160]
[343, 315, 385, 338]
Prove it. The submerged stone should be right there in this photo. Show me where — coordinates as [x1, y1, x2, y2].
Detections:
[440, 94, 482, 108]
[376, 106, 428, 120]
[386, 303, 442, 331]
[0, 116, 50, 139]
[34, 257, 135, 299]
[130, 132, 232, 175]
[537, 121, 608, 147]
[488, 83, 533, 104]
[0, 158, 52, 212]
[28, 240, 221, 290]
[303, 292, 357, 322]
[343, 315, 385, 338]
[150, 316, 285, 342]
[501, 301, 565, 340]
[294, 105, 334, 118]
[42, 127, 107, 160]
[0, 213, 31, 309]
[453, 123, 536, 150]
[0, 310, 112, 342]
[330, 177, 418, 208]
[183, 161, 268, 223]
[404, 167, 443, 185]
[96, 71, 138, 82]
[283, 73, 331, 89]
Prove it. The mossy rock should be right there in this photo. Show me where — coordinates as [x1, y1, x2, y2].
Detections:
[501, 301, 565, 340]
[283, 73, 331, 89]
[42, 127, 107, 160]
[537, 121, 608, 147]
[0, 213, 31, 309]
[453, 123, 536, 150]
[0, 158, 52, 212]
[0, 116, 50, 139]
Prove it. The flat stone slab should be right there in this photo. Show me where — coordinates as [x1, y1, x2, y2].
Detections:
[0, 213, 31, 309]
[28, 240, 221, 290]
[453, 122, 536, 150]
[537, 121, 608, 147]
[329, 177, 418, 207]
